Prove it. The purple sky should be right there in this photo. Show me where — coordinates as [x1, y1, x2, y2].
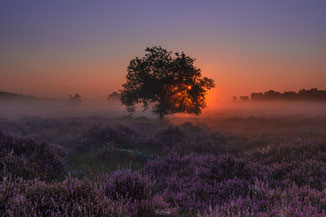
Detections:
[1, 0, 325, 102]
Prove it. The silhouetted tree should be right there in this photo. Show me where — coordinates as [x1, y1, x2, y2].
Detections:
[283, 91, 297, 100]
[121, 46, 215, 119]
[107, 92, 121, 102]
[251, 92, 264, 101]
[250, 88, 326, 101]
[240, 96, 249, 102]
[0, 91, 36, 102]
[263, 90, 282, 100]
[68, 93, 82, 106]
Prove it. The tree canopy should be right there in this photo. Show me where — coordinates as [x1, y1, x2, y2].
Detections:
[251, 88, 326, 101]
[121, 46, 215, 118]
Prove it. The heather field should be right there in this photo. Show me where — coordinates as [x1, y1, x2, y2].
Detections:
[1, 112, 326, 217]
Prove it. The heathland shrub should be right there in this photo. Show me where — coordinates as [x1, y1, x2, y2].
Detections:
[267, 159, 326, 190]
[0, 172, 177, 217]
[79, 124, 138, 151]
[0, 132, 67, 180]
[102, 169, 153, 202]
[200, 181, 326, 217]
[251, 138, 326, 164]
[0, 177, 126, 217]
[143, 153, 261, 214]
[100, 169, 177, 216]
[1, 117, 326, 216]
[155, 123, 245, 155]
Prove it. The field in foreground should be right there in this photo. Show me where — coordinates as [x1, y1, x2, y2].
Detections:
[1, 114, 326, 216]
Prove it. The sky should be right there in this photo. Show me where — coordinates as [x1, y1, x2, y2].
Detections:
[1, 0, 325, 106]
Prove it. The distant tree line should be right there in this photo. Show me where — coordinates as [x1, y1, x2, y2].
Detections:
[0, 91, 40, 102]
[251, 88, 326, 101]
[0, 91, 83, 106]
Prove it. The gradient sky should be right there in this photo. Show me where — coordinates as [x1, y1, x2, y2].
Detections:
[1, 0, 325, 105]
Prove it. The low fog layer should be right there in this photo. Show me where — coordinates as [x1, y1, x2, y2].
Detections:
[1, 100, 326, 119]
[0, 100, 128, 119]
[202, 101, 326, 118]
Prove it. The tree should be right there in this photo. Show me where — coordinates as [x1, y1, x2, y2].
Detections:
[240, 96, 249, 102]
[68, 93, 82, 106]
[107, 92, 121, 102]
[121, 46, 215, 119]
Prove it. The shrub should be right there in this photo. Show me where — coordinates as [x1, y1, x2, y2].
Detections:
[100, 169, 177, 216]
[0, 177, 127, 217]
[200, 181, 326, 216]
[79, 124, 138, 151]
[155, 123, 245, 155]
[144, 153, 261, 214]
[102, 169, 153, 202]
[0, 132, 67, 180]
[268, 160, 326, 190]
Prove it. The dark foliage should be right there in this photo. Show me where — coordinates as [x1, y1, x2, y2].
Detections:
[121, 46, 215, 118]
[251, 88, 326, 101]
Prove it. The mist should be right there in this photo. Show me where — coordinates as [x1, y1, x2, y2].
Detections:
[202, 101, 326, 118]
[0, 99, 155, 119]
[1, 98, 326, 121]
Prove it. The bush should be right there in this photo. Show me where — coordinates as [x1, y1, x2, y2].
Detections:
[155, 123, 245, 155]
[0, 177, 126, 216]
[268, 160, 326, 190]
[102, 169, 153, 202]
[79, 124, 138, 151]
[101, 169, 177, 216]
[200, 181, 326, 217]
[1, 117, 326, 216]
[144, 154, 261, 214]
[0, 132, 67, 180]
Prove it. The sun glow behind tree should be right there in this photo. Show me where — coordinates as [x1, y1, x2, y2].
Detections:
[121, 46, 215, 118]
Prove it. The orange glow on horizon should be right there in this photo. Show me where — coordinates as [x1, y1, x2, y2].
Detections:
[1, 43, 325, 107]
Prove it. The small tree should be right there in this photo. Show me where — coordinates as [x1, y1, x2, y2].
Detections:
[107, 92, 121, 102]
[121, 46, 215, 119]
[68, 93, 82, 106]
